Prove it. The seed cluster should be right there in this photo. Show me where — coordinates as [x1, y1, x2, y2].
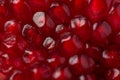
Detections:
[0, 0, 120, 80]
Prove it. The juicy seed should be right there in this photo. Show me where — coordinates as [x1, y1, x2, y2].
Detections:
[0, 0, 120, 80]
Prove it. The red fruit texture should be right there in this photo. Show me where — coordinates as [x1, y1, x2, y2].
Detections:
[0, 0, 120, 80]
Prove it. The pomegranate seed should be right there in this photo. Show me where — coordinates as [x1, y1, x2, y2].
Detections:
[2, 34, 16, 48]
[86, 0, 110, 22]
[11, 0, 32, 23]
[71, 0, 89, 15]
[70, 16, 91, 42]
[0, 53, 13, 73]
[43, 37, 56, 51]
[33, 12, 55, 36]
[69, 54, 95, 74]
[11, 58, 26, 70]
[52, 67, 72, 80]
[0, 0, 119, 79]
[23, 49, 46, 64]
[92, 21, 112, 47]
[16, 37, 27, 51]
[32, 64, 52, 80]
[78, 74, 95, 80]
[107, 4, 120, 32]
[33, 12, 46, 28]
[0, 72, 7, 80]
[47, 53, 65, 69]
[86, 45, 102, 61]
[4, 20, 21, 34]
[0, 0, 8, 26]
[106, 68, 120, 80]
[49, 2, 70, 24]
[61, 33, 85, 57]
[102, 50, 120, 68]
[27, 0, 52, 12]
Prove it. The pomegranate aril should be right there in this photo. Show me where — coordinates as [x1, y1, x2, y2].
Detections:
[113, 33, 120, 46]
[86, 45, 102, 61]
[32, 64, 52, 80]
[49, 2, 70, 24]
[23, 49, 46, 64]
[0, 72, 7, 80]
[22, 24, 44, 46]
[0, 1, 8, 24]
[52, 67, 72, 80]
[4, 20, 21, 34]
[106, 68, 120, 80]
[70, 16, 91, 42]
[11, 0, 32, 23]
[102, 50, 120, 68]
[33, 12, 46, 28]
[78, 74, 96, 80]
[27, 0, 52, 12]
[69, 54, 95, 74]
[9, 70, 32, 80]
[43, 37, 56, 51]
[16, 37, 27, 51]
[0, 53, 13, 73]
[86, 0, 110, 22]
[47, 53, 65, 69]
[2, 34, 16, 49]
[55, 24, 70, 38]
[11, 58, 26, 70]
[70, 0, 89, 15]
[11, 72, 24, 80]
[107, 4, 120, 32]
[33, 12, 55, 36]
[0, 0, 120, 79]
[60, 33, 85, 57]
[92, 21, 112, 47]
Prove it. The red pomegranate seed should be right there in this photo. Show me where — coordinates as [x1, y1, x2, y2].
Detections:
[16, 37, 27, 51]
[106, 68, 120, 80]
[60, 33, 85, 57]
[0, 0, 8, 24]
[33, 12, 55, 36]
[107, 4, 120, 32]
[78, 74, 95, 80]
[33, 12, 46, 28]
[70, 16, 91, 42]
[0, 53, 13, 73]
[32, 64, 52, 80]
[2, 34, 16, 49]
[43, 36, 56, 51]
[11, 58, 26, 70]
[114, 33, 120, 46]
[102, 50, 120, 68]
[71, 0, 89, 15]
[11, 71, 33, 80]
[86, 0, 110, 22]
[92, 21, 112, 47]
[0, 72, 7, 80]
[11, 0, 32, 23]
[0, 0, 120, 79]
[23, 49, 46, 64]
[86, 44, 102, 61]
[4, 20, 21, 34]
[55, 24, 69, 37]
[49, 2, 70, 24]
[69, 54, 95, 74]
[22, 24, 44, 46]
[11, 73, 23, 80]
[52, 67, 72, 80]
[47, 53, 65, 69]
[27, 0, 52, 12]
